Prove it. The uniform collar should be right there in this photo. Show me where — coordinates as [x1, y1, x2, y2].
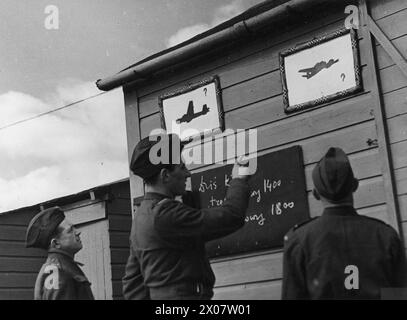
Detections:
[48, 248, 84, 266]
[322, 205, 358, 217]
[143, 192, 172, 201]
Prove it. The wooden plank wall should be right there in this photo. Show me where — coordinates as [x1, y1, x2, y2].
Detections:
[75, 219, 113, 300]
[126, 1, 406, 300]
[106, 180, 132, 300]
[0, 207, 46, 299]
[369, 0, 407, 252]
[0, 188, 130, 300]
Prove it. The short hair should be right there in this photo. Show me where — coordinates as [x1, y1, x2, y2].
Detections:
[144, 164, 177, 185]
[47, 224, 63, 249]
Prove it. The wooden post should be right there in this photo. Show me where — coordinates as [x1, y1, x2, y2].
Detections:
[123, 85, 145, 218]
[367, 15, 407, 78]
[359, 0, 403, 236]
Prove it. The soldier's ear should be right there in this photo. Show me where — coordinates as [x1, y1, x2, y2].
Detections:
[159, 168, 170, 182]
[49, 238, 59, 249]
[313, 188, 321, 200]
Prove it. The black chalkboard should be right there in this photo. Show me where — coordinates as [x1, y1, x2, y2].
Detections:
[190, 145, 310, 257]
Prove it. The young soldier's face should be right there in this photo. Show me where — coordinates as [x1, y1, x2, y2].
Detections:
[55, 219, 83, 255]
[167, 162, 191, 196]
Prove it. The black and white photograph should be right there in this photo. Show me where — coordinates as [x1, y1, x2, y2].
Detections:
[0, 0, 407, 307]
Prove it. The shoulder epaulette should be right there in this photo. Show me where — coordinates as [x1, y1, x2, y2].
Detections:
[292, 216, 319, 231]
[284, 217, 318, 242]
[45, 258, 62, 270]
[157, 198, 171, 206]
[152, 198, 172, 209]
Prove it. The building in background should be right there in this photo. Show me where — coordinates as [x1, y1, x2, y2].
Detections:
[97, 0, 407, 299]
[0, 179, 131, 300]
[1, 0, 406, 300]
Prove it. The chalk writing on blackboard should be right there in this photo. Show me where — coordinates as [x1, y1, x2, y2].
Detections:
[243, 201, 296, 227]
[200, 174, 284, 206]
[191, 145, 309, 256]
[245, 213, 266, 226]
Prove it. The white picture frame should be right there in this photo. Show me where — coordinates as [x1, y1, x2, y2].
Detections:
[279, 28, 362, 113]
[158, 76, 224, 142]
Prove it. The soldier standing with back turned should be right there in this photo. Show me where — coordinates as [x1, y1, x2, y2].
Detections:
[282, 147, 407, 299]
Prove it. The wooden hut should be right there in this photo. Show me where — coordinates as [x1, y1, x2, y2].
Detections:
[0, 179, 132, 300]
[97, 0, 407, 299]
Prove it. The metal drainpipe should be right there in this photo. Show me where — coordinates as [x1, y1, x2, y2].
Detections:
[96, 0, 343, 91]
[96, 22, 250, 91]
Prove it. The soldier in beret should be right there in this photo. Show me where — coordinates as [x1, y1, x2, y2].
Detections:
[26, 206, 94, 300]
[122, 133, 254, 300]
[282, 147, 407, 299]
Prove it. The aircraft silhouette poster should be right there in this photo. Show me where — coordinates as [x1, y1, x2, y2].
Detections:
[159, 76, 224, 141]
[279, 28, 362, 113]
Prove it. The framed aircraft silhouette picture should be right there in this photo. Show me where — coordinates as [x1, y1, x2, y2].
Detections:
[158, 76, 224, 142]
[279, 28, 362, 113]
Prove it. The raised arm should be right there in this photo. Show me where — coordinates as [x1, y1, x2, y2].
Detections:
[154, 178, 250, 243]
[154, 157, 254, 242]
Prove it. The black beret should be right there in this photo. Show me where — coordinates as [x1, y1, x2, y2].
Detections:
[130, 134, 184, 180]
[25, 206, 65, 249]
[312, 147, 357, 201]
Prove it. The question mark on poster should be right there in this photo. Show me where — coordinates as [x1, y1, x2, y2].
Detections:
[341, 73, 346, 82]
[203, 88, 207, 96]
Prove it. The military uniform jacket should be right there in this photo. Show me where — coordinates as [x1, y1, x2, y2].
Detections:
[122, 178, 250, 300]
[282, 206, 407, 299]
[34, 249, 94, 300]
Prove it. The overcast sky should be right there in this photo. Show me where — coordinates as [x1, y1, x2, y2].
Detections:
[0, 0, 263, 212]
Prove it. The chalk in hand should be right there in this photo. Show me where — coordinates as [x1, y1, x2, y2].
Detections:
[236, 155, 254, 176]
[236, 155, 250, 167]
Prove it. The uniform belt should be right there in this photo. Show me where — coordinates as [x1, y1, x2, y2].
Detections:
[149, 282, 213, 299]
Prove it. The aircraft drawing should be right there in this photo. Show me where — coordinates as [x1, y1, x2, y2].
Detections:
[298, 58, 339, 79]
[176, 101, 210, 124]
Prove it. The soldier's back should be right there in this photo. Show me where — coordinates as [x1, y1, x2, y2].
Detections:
[283, 206, 405, 299]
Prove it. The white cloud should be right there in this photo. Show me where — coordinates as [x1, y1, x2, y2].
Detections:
[167, 24, 210, 48]
[166, 0, 246, 48]
[0, 80, 129, 213]
[212, 0, 246, 26]
[0, 92, 50, 127]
